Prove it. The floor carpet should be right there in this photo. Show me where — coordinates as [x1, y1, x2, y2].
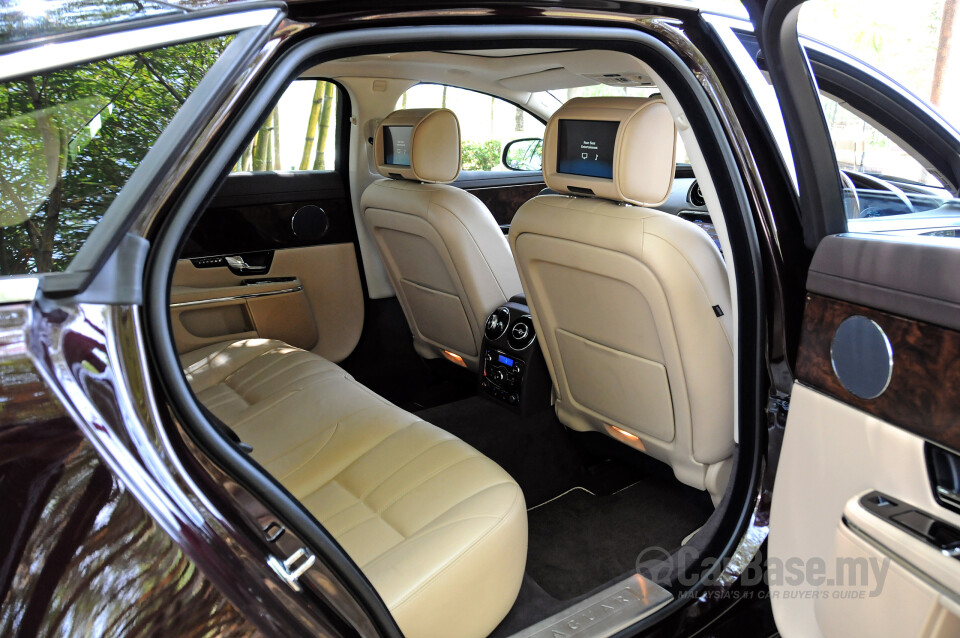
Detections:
[416, 396, 591, 506]
[526, 480, 713, 600]
[417, 395, 715, 631]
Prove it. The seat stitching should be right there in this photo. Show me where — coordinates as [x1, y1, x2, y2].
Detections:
[358, 514, 503, 570]
[226, 354, 333, 395]
[355, 437, 460, 500]
[388, 486, 523, 610]
[401, 481, 515, 535]
[376, 455, 477, 519]
[264, 421, 339, 471]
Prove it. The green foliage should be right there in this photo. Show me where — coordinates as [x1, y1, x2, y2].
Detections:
[0, 35, 232, 276]
[461, 139, 502, 171]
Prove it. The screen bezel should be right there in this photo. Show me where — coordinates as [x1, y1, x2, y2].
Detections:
[555, 119, 620, 180]
[382, 125, 413, 167]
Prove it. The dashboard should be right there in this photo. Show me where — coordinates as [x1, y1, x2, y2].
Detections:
[659, 175, 722, 251]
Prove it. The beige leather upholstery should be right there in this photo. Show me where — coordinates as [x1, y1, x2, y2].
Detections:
[510, 97, 734, 499]
[182, 339, 527, 638]
[362, 109, 523, 370]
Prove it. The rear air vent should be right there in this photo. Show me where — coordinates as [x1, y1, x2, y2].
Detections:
[485, 306, 511, 341]
[508, 315, 536, 351]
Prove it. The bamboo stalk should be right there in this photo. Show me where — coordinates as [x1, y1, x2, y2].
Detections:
[313, 82, 336, 170]
[299, 81, 325, 169]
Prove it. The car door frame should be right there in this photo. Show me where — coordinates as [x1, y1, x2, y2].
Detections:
[0, 5, 388, 637]
[740, 1, 960, 635]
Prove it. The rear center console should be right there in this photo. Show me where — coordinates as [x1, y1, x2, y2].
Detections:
[479, 296, 551, 415]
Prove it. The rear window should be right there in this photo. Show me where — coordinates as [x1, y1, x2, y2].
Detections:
[0, 35, 232, 276]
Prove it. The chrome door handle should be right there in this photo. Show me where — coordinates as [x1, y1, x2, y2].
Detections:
[225, 255, 268, 273]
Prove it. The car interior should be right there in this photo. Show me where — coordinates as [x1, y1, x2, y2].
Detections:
[167, 46, 742, 637]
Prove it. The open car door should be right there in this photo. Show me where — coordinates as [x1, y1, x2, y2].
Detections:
[743, 0, 960, 636]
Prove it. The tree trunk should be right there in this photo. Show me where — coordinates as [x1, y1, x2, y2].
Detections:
[490, 95, 495, 137]
[931, 0, 958, 106]
[271, 107, 281, 170]
[441, 85, 448, 108]
[313, 82, 336, 170]
[401, 92, 408, 109]
[299, 81, 325, 170]
[240, 144, 253, 171]
[515, 106, 524, 132]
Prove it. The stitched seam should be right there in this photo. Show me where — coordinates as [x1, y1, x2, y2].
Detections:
[268, 421, 339, 475]
[377, 455, 475, 519]
[358, 514, 503, 571]
[356, 438, 459, 500]
[407, 481, 515, 534]
[389, 486, 522, 610]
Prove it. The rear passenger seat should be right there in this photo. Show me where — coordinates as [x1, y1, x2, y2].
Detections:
[181, 338, 527, 638]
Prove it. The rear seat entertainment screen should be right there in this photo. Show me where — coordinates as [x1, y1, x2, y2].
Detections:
[383, 125, 413, 166]
[556, 119, 619, 179]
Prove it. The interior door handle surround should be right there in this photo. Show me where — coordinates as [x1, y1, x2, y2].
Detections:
[225, 255, 269, 274]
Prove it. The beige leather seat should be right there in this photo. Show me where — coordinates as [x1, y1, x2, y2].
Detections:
[509, 97, 735, 501]
[182, 338, 527, 638]
[361, 108, 522, 371]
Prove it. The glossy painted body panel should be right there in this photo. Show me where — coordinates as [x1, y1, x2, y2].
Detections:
[0, 303, 255, 636]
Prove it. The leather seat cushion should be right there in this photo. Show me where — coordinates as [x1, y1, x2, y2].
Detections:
[181, 338, 527, 638]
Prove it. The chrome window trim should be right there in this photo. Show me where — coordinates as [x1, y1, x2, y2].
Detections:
[0, 8, 277, 81]
[168, 285, 303, 308]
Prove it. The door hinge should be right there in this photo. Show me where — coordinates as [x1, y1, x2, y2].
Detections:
[767, 395, 790, 428]
[268, 547, 316, 592]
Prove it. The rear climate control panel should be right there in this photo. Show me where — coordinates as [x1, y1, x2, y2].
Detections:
[480, 298, 550, 415]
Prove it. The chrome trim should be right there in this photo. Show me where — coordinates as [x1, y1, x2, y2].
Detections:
[509, 574, 672, 638]
[484, 306, 511, 341]
[169, 285, 302, 308]
[0, 9, 277, 81]
[508, 314, 537, 351]
[844, 517, 960, 606]
[0, 277, 39, 305]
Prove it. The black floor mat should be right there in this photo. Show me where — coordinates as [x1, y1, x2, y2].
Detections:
[416, 397, 591, 505]
[526, 480, 713, 600]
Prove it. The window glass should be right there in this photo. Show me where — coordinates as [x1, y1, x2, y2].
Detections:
[822, 95, 942, 187]
[798, 1, 960, 134]
[0, 35, 233, 276]
[396, 84, 545, 171]
[233, 80, 339, 173]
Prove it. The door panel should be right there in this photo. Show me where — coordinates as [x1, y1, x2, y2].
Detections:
[771, 235, 960, 636]
[453, 170, 546, 228]
[171, 172, 364, 361]
[463, 182, 546, 227]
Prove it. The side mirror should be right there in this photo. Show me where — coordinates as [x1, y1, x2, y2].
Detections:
[502, 137, 543, 171]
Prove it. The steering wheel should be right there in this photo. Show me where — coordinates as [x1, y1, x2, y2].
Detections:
[845, 170, 916, 218]
[839, 170, 860, 219]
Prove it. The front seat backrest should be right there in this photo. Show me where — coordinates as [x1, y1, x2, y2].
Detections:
[361, 108, 522, 371]
[509, 97, 735, 501]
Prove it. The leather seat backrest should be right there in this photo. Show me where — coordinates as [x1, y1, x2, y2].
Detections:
[361, 108, 521, 370]
[509, 97, 734, 499]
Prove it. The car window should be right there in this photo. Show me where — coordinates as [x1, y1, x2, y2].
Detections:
[819, 93, 960, 234]
[822, 95, 942, 188]
[233, 80, 339, 173]
[396, 84, 545, 171]
[0, 35, 233, 276]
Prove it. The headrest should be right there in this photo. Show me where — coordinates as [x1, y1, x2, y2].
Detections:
[374, 108, 461, 183]
[542, 97, 677, 207]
